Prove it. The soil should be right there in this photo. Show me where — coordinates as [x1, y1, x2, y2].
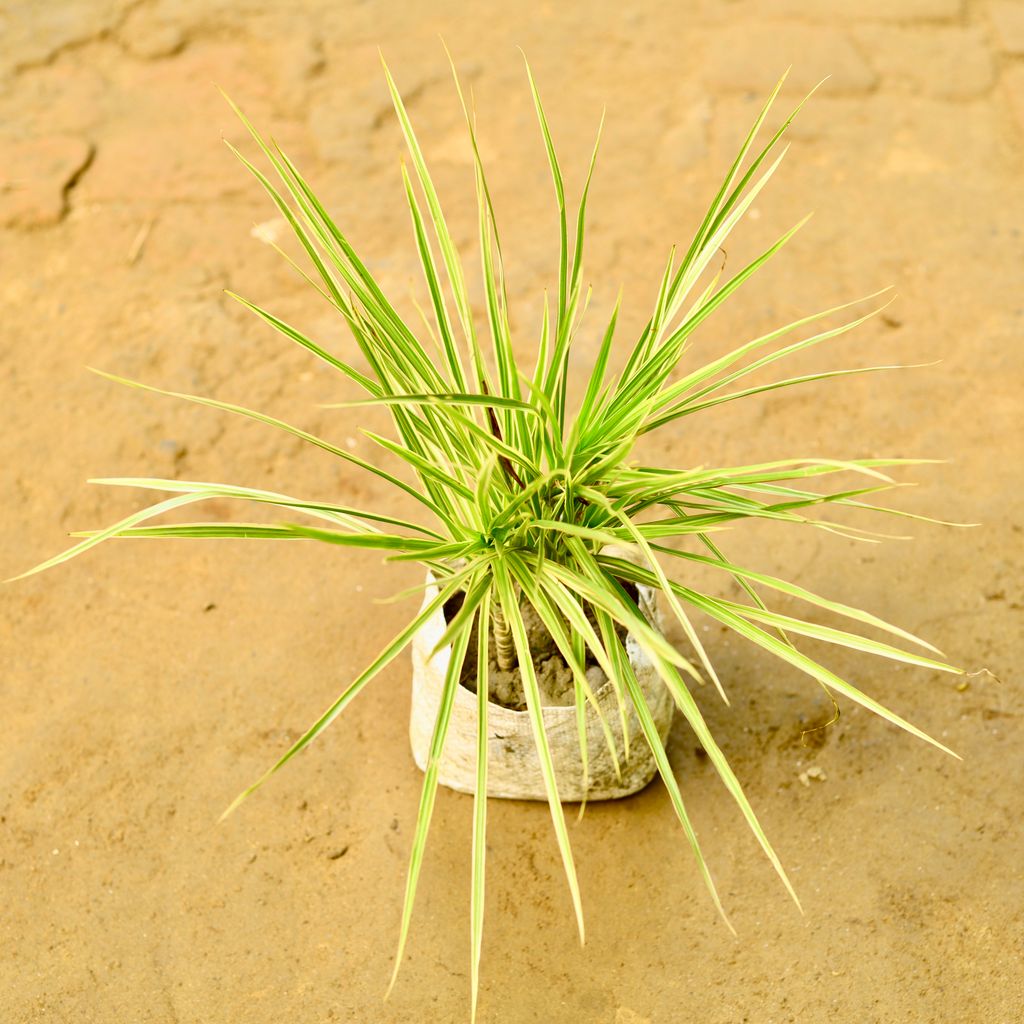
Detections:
[444, 587, 634, 710]
[448, 593, 576, 709]
[2, 3, 1023, 1023]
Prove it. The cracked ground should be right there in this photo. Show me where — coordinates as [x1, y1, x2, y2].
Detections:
[1, 1, 1023, 1021]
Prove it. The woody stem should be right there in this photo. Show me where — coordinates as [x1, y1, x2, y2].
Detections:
[491, 592, 518, 672]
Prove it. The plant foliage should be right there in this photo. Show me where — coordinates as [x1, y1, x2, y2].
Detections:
[14, 55, 964, 1019]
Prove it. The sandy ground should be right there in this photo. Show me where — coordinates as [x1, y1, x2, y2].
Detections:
[2, 1, 1023, 1021]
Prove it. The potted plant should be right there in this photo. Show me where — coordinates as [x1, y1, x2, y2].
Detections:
[13, 55, 963, 1019]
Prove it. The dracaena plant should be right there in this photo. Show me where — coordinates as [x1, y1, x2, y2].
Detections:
[14, 57, 963, 1019]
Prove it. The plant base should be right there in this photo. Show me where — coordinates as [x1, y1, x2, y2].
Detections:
[408, 575, 674, 801]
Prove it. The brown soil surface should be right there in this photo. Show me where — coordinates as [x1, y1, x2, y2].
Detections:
[451, 594, 579, 710]
[448, 586, 633, 710]
[2, 2, 1022, 1022]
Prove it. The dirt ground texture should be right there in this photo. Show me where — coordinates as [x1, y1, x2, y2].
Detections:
[2, 0, 1023, 1021]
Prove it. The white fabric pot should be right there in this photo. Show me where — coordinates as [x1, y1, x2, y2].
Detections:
[409, 574, 674, 801]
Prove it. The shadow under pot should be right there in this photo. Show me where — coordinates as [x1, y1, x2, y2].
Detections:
[408, 572, 674, 801]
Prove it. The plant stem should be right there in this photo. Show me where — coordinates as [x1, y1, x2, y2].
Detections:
[492, 595, 517, 672]
[481, 380, 524, 490]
